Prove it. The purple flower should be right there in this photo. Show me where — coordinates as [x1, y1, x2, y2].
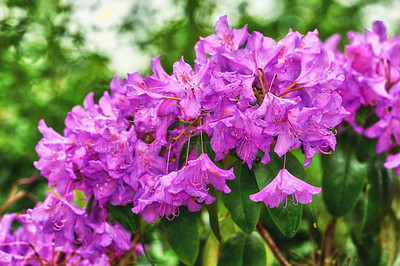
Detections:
[28, 194, 89, 246]
[175, 153, 235, 194]
[332, 20, 400, 139]
[0, 204, 88, 265]
[34, 120, 77, 197]
[92, 221, 132, 256]
[364, 82, 400, 153]
[384, 152, 400, 175]
[194, 15, 249, 68]
[135, 243, 148, 256]
[204, 98, 272, 168]
[132, 154, 235, 224]
[249, 169, 321, 208]
[252, 92, 302, 158]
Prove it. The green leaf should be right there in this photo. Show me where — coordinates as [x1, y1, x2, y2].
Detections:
[355, 105, 379, 128]
[108, 203, 138, 234]
[219, 209, 236, 243]
[218, 232, 266, 266]
[162, 207, 200, 265]
[349, 199, 383, 266]
[355, 134, 377, 162]
[86, 195, 94, 216]
[222, 161, 261, 234]
[202, 232, 220, 266]
[268, 198, 303, 238]
[73, 189, 88, 208]
[309, 194, 319, 224]
[362, 154, 394, 232]
[254, 152, 307, 238]
[322, 130, 367, 217]
[205, 186, 222, 242]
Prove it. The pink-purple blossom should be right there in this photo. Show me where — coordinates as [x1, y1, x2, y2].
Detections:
[249, 169, 321, 208]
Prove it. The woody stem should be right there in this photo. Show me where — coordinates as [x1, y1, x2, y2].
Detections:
[256, 221, 292, 266]
[173, 118, 198, 142]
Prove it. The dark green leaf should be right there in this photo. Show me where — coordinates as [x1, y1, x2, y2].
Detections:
[161, 207, 200, 265]
[222, 161, 261, 234]
[309, 194, 319, 224]
[355, 134, 377, 162]
[355, 105, 371, 126]
[218, 232, 266, 266]
[362, 154, 394, 232]
[322, 130, 367, 217]
[205, 186, 222, 242]
[254, 152, 307, 238]
[355, 105, 379, 128]
[219, 207, 236, 242]
[268, 197, 303, 238]
[86, 195, 94, 216]
[108, 203, 138, 234]
[354, 234, 382, 266]
[350, 199, 382, 266]
[258, 204, 286, 240]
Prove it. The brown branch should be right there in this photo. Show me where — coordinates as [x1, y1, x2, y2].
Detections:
[323, 218, 337, 266]
[256, 221, 292, 266]
[16, 174, 37, 185]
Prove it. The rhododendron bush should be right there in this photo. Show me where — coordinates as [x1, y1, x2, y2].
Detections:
[1, 16, 399, 265]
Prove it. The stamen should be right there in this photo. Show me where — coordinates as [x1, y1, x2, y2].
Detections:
[317, 146, 332, 154]
[270, 74, 278, 95]
[253, 87, 264, 102]
[283, 154, 287, 169]
[166, 142, 172, 174]
[200, 118, 204, 154]
[101, 204, 106, 223]
[237, 135, 252, 165]
[52, 217, 68, 231]
[173, 118, 198, 142]
[258, 74, 266, 95]
[164, 96, 182, 101]
[292, 194, 298, 205]
[259, 68, 269, 94]
[166, 205, 179, 221]
[190, 167, 204, 189]
[158, 203, 166, 218]
[283, 195, 288, 209]
[312, 122, 331, 137]
[173, 206, 180, 218]
[278, 82, 305, 97]
[288, 119, 301, 138]
[64, 180, 72, 199]
[0, 241, 31, 247]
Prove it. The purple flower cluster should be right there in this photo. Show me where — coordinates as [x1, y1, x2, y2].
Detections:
[2, 15, 357, 264]
[0, 194, 130, 265]
[33, 15, 347, 222]
[329, 21, 400, 174]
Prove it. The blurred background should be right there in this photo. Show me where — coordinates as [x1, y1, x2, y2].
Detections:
[1, 0, 399, 211]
